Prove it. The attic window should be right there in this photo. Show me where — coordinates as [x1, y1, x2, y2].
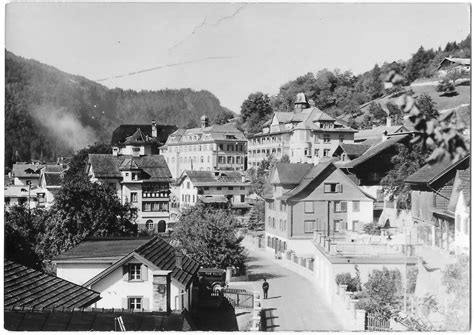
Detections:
[324, 183, 342, 193]
[226, 135, 237, 139]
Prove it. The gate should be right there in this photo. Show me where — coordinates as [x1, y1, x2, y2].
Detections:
[366, 313, 391, 331]
[221, 288, 254, 310]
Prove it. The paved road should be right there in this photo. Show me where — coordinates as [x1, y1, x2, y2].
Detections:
[231, 243, 343, 331]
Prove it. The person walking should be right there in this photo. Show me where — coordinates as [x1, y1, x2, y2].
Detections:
[262, 278, 269, 299]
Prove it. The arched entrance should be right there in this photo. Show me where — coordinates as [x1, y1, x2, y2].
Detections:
[158, 220, 166, 233]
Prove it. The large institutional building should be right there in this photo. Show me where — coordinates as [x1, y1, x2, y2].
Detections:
[247, 93, 356, 168]
[161, 116, 247, 179]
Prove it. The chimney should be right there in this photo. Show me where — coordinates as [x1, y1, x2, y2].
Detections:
[386, 116, 392, 128]
[294, 93, 309, 112]
[151, 120, 157, 138]
[175, 250, 183, 269]
[112, 147, 119, 156]
[201, 115, 209, 129]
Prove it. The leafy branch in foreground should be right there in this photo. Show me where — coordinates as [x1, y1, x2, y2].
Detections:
[384, 71, 468, 164]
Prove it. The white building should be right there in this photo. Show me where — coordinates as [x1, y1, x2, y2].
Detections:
[53, 237, 199, 312]
[247, 93, 356, 168]
[449, 168, 470, 255]
[162, 116, 247, 179]
[174, 170, 251, 211]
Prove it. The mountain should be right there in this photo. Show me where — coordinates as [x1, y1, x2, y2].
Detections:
[5, 50, 232, 169]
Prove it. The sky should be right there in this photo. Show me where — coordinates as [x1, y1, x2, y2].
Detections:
[5, 2, 471, 112]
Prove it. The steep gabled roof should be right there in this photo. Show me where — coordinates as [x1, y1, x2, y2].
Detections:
[124, 128, 149, 144]
[340, 135, 410, 169]
[354, 125, 408, 142]
[88, 154, 171, 181]
[337, 143, 371, 158]
[4, 260, 101, 309]
[73, 237, 199, 289]
[111, 124, 177, 145]
[278, 161, 336, 200]
[272, 163, 313, 185]
[405, 155, 470, 185]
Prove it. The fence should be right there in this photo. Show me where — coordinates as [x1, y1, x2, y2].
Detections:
[366, 313, 391, 331]
[221, 288, 254, 310]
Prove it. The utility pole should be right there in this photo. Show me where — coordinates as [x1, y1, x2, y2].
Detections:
[26, 180, 31, 216]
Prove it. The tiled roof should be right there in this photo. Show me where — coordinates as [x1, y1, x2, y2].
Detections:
[53, 237, 152, 261]
[167, 124, 246, 143]
[338, 143, 371, 158]
[340, 135, 410, 169]
[405, 155, 470, 185]
[59, 237, 199, 289]
[111, 124, 178, 145]
[273, 163, 313, 184]
[4, 260, 101, 309]
[12, 163, 45, 178]
[178, 170, 248, 186]
[135, 237, 200, 288]
[4, 308, 194, 331]
[88, 154, 172, 181]
[278, 161, 336, 200]
[44, 173, 62, 187]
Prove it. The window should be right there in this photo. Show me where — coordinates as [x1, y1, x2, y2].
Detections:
[192, 195, 195, 203]
[218, 156, 226, 164]
[334, 201, 347, 213]
[339, 134, 344, 142]
[228, 186, 234, 190]
[323, 149, 330, 157]
[463, 217, 469, 234]
[240, 194, 245, 202]
[314, 149, 319, 157]
[129, 264, 141, 280]
[304, 149, 310, 157]
[131, 192, 138, 203]
[304, 201, 314, 213]
[352, 201, 360, 212]
[304, 220, 315, 233]
[146, 220, 154, 230]
[227, 156, 234, 164]
[187, 182, 190, 189]
[204, 186, 209, 191]
[5, 197, 10, 205]
[323, 134, 330, 143]
[128, 297, 142, 310]
[236, 156, 241, 164]
[352, 220, 359, 231]
[240, 186, 245, 190]
[324, 183, 342, 193]
[142, 202, 169, 212]
[217, 186, 222, 190]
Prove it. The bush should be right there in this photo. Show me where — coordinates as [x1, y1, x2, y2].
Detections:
[335, 266, 362, 292]
[363, 222, 381, 235]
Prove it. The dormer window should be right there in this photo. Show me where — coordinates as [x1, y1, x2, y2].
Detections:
[129, 264, 141, 280]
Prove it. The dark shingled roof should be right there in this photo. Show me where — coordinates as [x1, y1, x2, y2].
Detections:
[111, 124, 178, 146]
[12, 163, 45, 178]
[4, 260, 101, 309]
[273, 163, 313, 184]
[4, 308, 194, 331]
[405, 155, 470, 185]
[340, 135, 410, 169]
[53, 237, 152, 261]
[44, 173, 62, 187]
[58, 237, 200, 289]
[88, 154, 171, 181]
[338, 143, 371, 158]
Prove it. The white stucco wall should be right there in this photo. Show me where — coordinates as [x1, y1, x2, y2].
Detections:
[56, 262, 111, 286]
[455, 193, 469, 255]
[347, 200, 374, 231]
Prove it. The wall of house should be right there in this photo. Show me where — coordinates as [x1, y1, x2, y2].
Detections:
[119, 144, 152, 156]
[247, 133, 291, 168]
[411, 190, 435, 223]
[202, 185, 250, 205]
[180, 178, 199, 208]
[56, 262, 110, 286]
[14, 177, 41, 187]
[454, 193, 469, 255]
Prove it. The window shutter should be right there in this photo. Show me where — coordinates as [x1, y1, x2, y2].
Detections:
[143, 298, 150, 311]
[141, 264, 148, 281]
[122, 298, 128, 309]
[123, 265, 129, 281]
[337, 184, 343, 193]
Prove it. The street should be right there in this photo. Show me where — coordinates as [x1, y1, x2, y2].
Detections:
[231, 242, 343, 331]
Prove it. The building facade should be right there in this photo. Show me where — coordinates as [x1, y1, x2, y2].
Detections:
[162, 116, 247, 179]
[263, 162, 374, 255]
[247, 93, 356, 168]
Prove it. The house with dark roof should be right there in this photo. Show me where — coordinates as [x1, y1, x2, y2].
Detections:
[4, 308, 195, 331]
[11, 162, 45, 186]
[87, 154, 172, 232]
[111, 120, 177, 156]
[263, 161, 374, 255]
[405, 155, 469, 253]
[162, 116, 247, 179]
[437, 57, 470, 77]
[247, 93, 357, 168]
[4, 260, 101, 310]
[53, 236, 200, 312]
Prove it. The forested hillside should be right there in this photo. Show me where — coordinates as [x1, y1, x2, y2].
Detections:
[5, 51, 232, 169]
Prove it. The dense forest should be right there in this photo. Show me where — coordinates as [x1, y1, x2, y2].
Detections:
[5, 51, 232, 169]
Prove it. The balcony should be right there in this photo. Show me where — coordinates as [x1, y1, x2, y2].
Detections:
[142, 191, 170, 199]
